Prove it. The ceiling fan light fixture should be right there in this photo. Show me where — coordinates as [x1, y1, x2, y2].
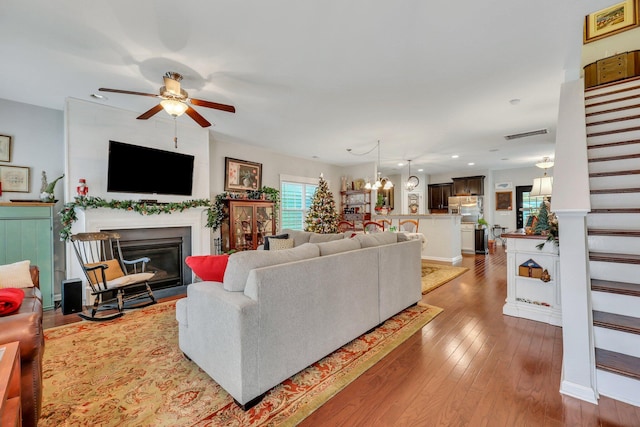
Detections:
[161, 99, 188, 117]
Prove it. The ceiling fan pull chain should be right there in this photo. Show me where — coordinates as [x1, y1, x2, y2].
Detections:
[174, 117, 178, 149]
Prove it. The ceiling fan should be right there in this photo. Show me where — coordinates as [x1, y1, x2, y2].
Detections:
[99, 71, 235, 128]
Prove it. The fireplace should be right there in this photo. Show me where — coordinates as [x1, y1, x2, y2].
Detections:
[103, 227, 192, 290]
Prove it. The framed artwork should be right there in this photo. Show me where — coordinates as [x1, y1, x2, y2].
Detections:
[0, 135, 11, 162]
[224, 157, 262, 192]
[496, 191, 513, 211]
[0, 165, 29, 192]
[584, 0, 639, 44]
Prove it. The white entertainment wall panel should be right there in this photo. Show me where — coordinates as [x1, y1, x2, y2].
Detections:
[64, 98, 210, 202]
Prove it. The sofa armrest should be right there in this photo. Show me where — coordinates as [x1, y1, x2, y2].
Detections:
[0, 311, 42, 359]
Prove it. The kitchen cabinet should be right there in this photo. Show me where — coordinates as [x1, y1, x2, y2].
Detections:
[220, 199, 276, 252]
[428, 183, 452, 213]
[340, 190, 371, 229]
[0, 203, 55, 310]
[452, 175, 485, 195]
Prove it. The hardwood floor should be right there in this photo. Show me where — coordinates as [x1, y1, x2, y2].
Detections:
[43, 246, 640, 426]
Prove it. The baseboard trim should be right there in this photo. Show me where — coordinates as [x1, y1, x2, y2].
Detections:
[560, 380, 598, 404]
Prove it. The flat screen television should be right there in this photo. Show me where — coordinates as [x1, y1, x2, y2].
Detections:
[107, 140, 195, 196]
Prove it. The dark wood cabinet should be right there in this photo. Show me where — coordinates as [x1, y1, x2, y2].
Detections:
[452, 176, 485, 195]
[221, 199, 276, 252]
[428, 183, 453, 213]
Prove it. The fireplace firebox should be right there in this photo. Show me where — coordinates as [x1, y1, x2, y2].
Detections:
[103, 227, 192, 290]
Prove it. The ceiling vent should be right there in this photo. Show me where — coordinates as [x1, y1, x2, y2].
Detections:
[504, 129, 548, 140]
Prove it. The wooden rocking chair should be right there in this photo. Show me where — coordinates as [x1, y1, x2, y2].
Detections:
[71, 232, 157, 321]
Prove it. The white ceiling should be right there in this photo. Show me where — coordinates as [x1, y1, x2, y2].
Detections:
[0, 0, 611, 175]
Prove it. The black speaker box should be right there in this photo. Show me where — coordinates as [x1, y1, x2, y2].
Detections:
[61, 278, 83, 315]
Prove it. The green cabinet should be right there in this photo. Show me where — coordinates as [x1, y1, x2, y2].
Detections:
[0, 203, 55, 309]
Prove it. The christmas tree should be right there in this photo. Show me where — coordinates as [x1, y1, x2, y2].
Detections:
[534, 199, 550, 235]
[304, 174, 339, 233]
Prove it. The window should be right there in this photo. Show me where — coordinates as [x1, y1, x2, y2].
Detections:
[280, 176, 318, 230]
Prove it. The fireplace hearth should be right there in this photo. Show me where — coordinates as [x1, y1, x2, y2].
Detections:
[104, 227, 192, 290]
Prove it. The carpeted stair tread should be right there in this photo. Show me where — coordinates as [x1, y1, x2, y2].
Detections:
[595, 348, 640, 380]
[589, 252, 640, 264]
[591, 279, 640, 297]
[586, 113, 640, 127]
[593, 310, 640, 335]
[586, 103, 640, 117]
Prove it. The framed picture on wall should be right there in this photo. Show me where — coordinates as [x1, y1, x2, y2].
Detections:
[0, 165, 29, 192]
[584, 0, 640, 43]
[496, 191, 513, 211]
[224, 157, 262, 192]
[0, 135, 11, 162]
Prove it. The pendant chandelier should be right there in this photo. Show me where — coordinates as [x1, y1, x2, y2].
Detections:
[530, 157, 554, 197]
[364, 140, 393, 190]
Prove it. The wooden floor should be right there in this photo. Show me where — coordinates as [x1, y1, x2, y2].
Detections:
[43, 246, 640, 426]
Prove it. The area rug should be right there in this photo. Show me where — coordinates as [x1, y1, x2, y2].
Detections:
[40, 300, 442, 426]
[421, 261, 468, 294]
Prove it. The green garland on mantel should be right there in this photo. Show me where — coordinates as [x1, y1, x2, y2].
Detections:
[59, 188, 280, 241]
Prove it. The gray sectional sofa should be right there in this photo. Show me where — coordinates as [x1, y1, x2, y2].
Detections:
[175, 229, 422, 408]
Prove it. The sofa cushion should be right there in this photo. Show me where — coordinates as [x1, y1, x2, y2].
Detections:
[223, 243, 320, 291]
[282, 229, 312, 246]
[263, 233, 289, 250]
[356, 232, 398, 248]
[269, 238, 295, 250]
[0, 260, 34, 289]
[84, 259, 125, 284]
[309, 233, 345, 243]
[316, 238, 362, 256]
[185, 255, 230, 282]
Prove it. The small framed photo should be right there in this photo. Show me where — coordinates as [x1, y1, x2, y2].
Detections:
[224, 157, 262, 192]
[584, 0, 639, 44]
[496, 191, 513, 211]
[0, 135, 11, 162]
[0, 165, 30, 192]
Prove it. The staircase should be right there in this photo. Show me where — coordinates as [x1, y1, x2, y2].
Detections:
[584, 76, 640, 407]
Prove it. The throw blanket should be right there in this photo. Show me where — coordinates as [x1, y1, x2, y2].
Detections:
[0, 288, 25, 316]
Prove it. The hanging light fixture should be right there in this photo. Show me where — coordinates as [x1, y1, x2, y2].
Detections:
[406, 160, 419, 191]
[530, 157, 554, 197]
[160, 99, 188, 117]
[349, 140, 393, 190]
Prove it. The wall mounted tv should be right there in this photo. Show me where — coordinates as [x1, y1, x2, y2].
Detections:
[107, 140, 195, 196]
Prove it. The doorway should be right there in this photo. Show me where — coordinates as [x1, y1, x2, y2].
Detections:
[515, 185, 547, 229]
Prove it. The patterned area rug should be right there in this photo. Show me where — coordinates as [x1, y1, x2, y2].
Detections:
[422, 261, 469, 294]
[41, 300, 442, 426]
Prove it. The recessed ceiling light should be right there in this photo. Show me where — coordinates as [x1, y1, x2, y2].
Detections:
[451, 155, 459, 159]
[397, 162, 404, 167]
[418, 168, 423, 172]
[90, 93, 107, 100]
[468, 162, 475, 166]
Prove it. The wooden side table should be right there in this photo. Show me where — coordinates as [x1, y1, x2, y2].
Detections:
[0, 341, 21, 427]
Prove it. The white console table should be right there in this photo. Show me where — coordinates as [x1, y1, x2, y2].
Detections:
[502, 230, 561, 326]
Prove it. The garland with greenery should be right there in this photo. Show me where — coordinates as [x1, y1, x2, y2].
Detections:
[59, 196, 214, 241]
[60, 187, 281, 241]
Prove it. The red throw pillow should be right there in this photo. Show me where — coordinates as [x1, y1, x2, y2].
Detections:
[185, 255, 230, 282]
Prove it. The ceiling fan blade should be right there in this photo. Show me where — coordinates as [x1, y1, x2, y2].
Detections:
[137, 104, 164, 120]
[185, 106, 212, 127]
[99, 88, 159, 98]
[189, 98, 236, 113]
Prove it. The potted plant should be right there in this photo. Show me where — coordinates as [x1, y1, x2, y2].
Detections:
[477, 217, 489, 229]
[375, 193, 384, 212]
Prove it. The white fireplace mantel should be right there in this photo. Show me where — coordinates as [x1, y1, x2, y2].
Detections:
[65, 207, 212, 287]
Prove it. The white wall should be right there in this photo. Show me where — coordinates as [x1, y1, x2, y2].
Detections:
[65, 98, 210, 202]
